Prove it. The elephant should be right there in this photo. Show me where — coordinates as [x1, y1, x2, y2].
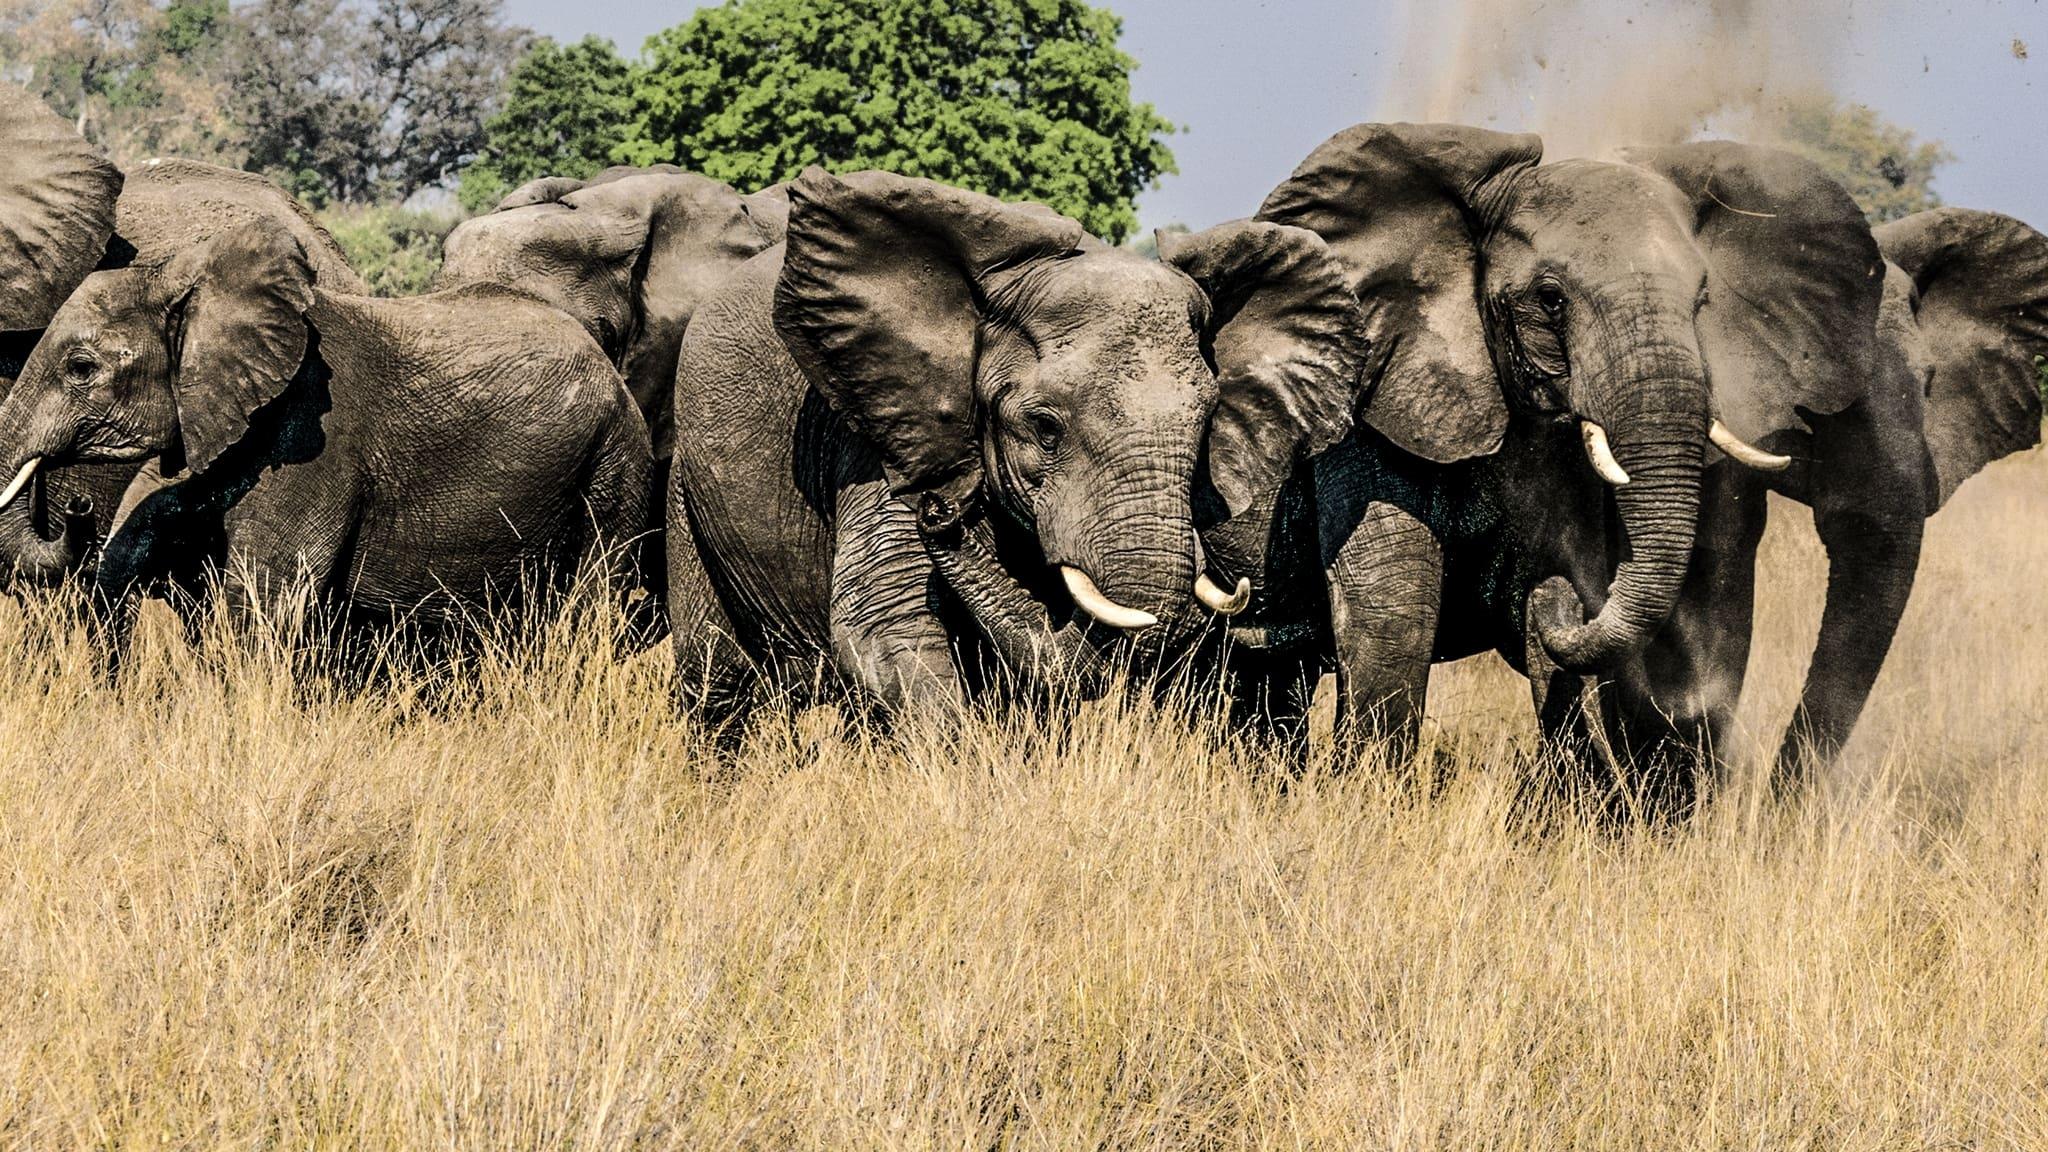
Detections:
[1, 113, 369, 589]
[663, 167, 1368, 721]
[1192, 123, 2045, 810]
[436, 165, 785, 489]
[1, 84, 127, 586]
[0, 215, 652, 659]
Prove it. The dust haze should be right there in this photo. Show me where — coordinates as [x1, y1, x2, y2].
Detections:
[1381, 0, 1893, 157]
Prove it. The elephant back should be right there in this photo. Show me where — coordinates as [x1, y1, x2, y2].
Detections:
[112, 159, 365, 294]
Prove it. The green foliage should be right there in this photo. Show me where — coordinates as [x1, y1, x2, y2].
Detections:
[614, 0, 1176, 243]
[461, 35, 636, 213]
[1, 0, 245, 166]
[317, 204, 465, 297]
[231, 0, 527, 206]
[1771, 95, 1951, 225]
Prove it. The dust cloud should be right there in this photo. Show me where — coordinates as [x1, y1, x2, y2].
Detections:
[1380, 0, 1887, 157]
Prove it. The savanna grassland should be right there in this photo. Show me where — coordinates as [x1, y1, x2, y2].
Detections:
[2, 452, 2045, 1149]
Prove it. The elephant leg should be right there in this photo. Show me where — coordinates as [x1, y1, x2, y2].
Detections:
[1223, 644, 1321, 769]
[578, 414, 664, 646]
[1323, 497, 1442, 768]
[1603, 463, 1770, 818]
[828, 477, 962, 718]
[90, 483, 216, 677]
[1776, 401, 1928, 782]
[666, 476, 759, 731]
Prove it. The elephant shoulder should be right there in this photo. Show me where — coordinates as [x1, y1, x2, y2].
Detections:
[311, 286, 628, 426]
[115, 160, 365, 294]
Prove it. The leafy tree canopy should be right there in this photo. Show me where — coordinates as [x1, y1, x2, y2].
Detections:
[1770, 94, 1951, 225]
[602, 0, 1175, 243]
[460, 34, 635, 212]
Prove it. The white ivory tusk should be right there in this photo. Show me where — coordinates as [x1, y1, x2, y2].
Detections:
[1060, 565, 1159, 631]
[0, 457, 40, 511]
[1709, 419, 1792, 472]
[1194, 573, 1252, 616]
[1580, 421, 1630, 486]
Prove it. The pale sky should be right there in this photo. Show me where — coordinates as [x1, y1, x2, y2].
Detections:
[500, 0, 2047, 232]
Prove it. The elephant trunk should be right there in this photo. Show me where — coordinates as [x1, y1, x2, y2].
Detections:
[929, 514, 1112, 698]
[1052, 452, 1200, 654]
[1536, 343, 1706, 672]
[0, 474, 91, 588]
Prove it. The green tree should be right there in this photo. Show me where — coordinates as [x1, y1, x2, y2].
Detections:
[1, 0, 244, 165]
[231, 0, 528, 206]
[459, 35, 635, 212]
[1771, 95, 1951, 225]
[318, 203, 462, 295]
[617, 0, 1175, 243]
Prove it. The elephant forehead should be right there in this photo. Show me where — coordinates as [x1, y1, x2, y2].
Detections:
[1010, 251, 1205, 332]
[1506, 162, 1701, 268]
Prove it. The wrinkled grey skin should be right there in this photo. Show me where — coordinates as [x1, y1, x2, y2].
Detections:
[437, 165, 783, 480]
[0, 85, 126, 586]
[0, 127, 367, 589]
[1200, 123, 2046, 813]
[0, 216, 650, 660]
[665, 168, 1366, 720]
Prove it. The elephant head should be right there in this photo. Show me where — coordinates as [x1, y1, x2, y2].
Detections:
[1257, 124, 1883, 672]
[0, 82, 125, 583]
[0, 217, 314, 503]
[772, 168, 1366, 645]
[1873, 207, 2048, 508]
[437, 166, 780, 462]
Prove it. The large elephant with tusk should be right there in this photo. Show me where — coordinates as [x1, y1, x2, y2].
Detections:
[1190, 123, 2047, 809]
[0, 96, 366, 589]
[663, 168, 1366, 721]
[0, 214, 652, 662]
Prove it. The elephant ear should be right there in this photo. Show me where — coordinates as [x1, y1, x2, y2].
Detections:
[774, 167, 1083, 526]
[1159, 219, 1370, 516]
[155, 218, 314, 473]
[742, 184, 792, 245]
[495, 175, 588, 210]
[1622, 142, 1885, 444]
[1877, 207, 2048, 507]
[1256, 122, 1540, 463]
[0, 83, 124, 332]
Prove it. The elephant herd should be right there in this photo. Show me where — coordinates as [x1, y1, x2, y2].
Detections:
[4, 85, 2044, 812]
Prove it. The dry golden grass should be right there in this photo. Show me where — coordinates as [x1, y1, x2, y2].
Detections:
[3, 453, 2046, 1149]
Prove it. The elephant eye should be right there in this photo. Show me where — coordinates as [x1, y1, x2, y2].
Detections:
[1027, 412, 1064, 455]
[1533, 281, 1568, 322]
[62, 352, 98, 383]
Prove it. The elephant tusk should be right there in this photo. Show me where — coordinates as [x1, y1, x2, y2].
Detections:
[1060, 565, 1159, 631]
[1580, 421, 1630, 486]
[0, 457, 40, 511]
[1195, 573, 1252, 616]
[1709, 420, 1792, 472]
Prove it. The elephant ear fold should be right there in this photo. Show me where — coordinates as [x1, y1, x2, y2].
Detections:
[494, 175, 588, 211]
[0, 82, 124, 332]
[1256, 122, 1539, 463]
[774, 167, 1083, 523]
[741, 184, 792, 244]
[155, 218, 314, 474]
[1160, 220, 1369, 516]
[1877, 207, 2048, 507]
[1622, 142, 1885, 444]
[563, 172, 781, 455]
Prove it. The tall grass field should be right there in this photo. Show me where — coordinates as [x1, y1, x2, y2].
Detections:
[2, 451, 2044, 1148]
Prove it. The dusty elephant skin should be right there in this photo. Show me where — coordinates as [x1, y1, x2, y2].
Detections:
[663, 168, 1367, 721]
[437, 166, 784, 511]
[1199, 122, 2047, 812]
[0, 83, 126, 587]
[1, 88, 369, 591]
[0, 216, 653, 663]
